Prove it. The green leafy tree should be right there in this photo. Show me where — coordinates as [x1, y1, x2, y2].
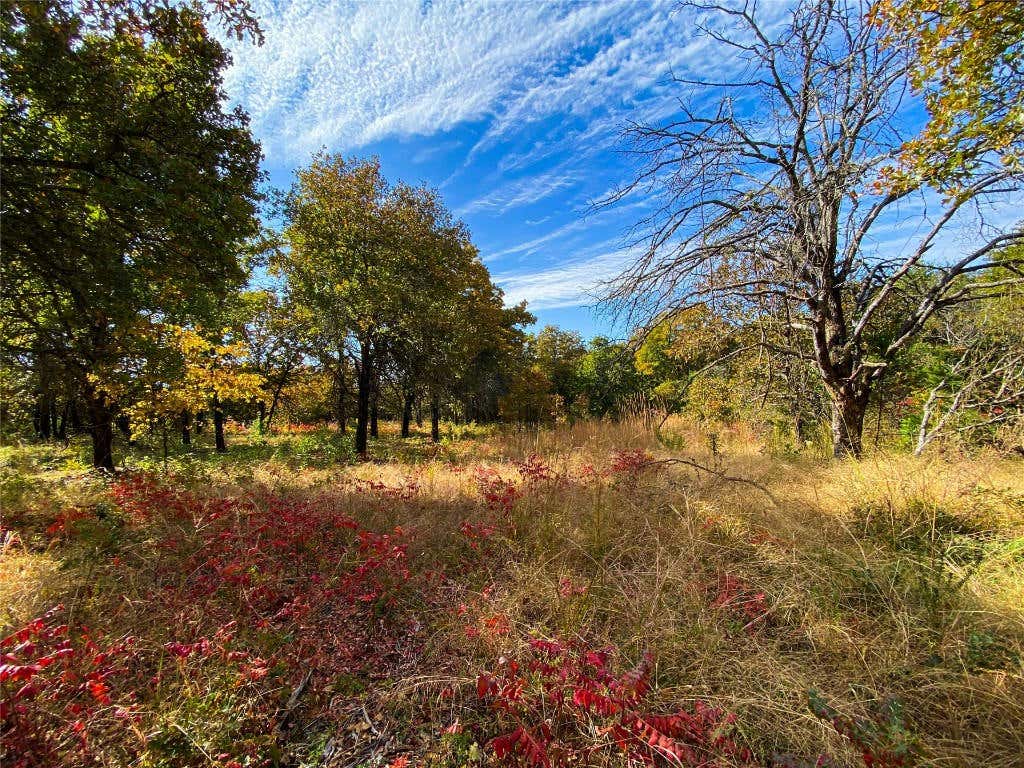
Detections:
[282, 155, 484, 454]
[390, 226, 516, 440]
[1, 0, 262, 468]
[633, 306, 741, 410]
[384, 185, 469, 440]
[280, 155, 394, 455]
[498, 366, 560, 425]
[575, 338, 646, 418]
[530, 326, 586, 413]
[873, 0, 1024, 188]
[127, 324, 262, 453]
[234, 290, 307, 433]
[459, 302, 536, 424]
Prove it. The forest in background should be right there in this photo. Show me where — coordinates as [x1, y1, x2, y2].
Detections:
[2, 0, 1022, 466]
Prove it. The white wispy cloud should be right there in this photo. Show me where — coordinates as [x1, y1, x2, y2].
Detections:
[223, 0, 658, 161]
[219, 0, 793, 315]
[469, 6, 681, 158]
[494, 246, 636, 310]
[456, 167, 580, 216]
[495, 190, 1024, 312]
[411, 139, 462, 165]
[485, 217, 590, 261]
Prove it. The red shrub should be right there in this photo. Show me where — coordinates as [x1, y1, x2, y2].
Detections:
[476, 638, 755, 767]
[513, 454, 558, 485]
[460, 521, 498, 551]
[605, 450, 656, 485]
[1, 606, 144, 766]
[473, 467, 521, 515]
[3, 473, 445, 766]
[710, 573, 770, 630]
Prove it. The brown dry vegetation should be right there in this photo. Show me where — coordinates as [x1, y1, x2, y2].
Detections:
[2, 419, 1022, 767]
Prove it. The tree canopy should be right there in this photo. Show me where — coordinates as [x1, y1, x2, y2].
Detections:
[873, 0, 1024, 188]
[1, 0, 1020, 464]
[1, 0, 262, 468]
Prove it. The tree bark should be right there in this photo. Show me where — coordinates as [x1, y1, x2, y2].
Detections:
[370, 381, 379, 438]
[335, 378, 347, 433]
[335, 345, 348, 434]
[85, 390, 115, 471]
[213, 394, 227, 453]
[266, 371, 289, 431]
[430, 395, 440, 443]
[831, 389, 869, 458]
[35, 392, 52, 439]
[401, 392, 413, 438]
[69, 400, 82, 431]
[355, 340, 372, 456]
[180, 409, 191, 446]
[57, 400, 71, 440]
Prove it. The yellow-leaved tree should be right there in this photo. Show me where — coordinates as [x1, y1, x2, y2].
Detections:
[872, 0, 1024, 188]
[127, 326, 263, 455]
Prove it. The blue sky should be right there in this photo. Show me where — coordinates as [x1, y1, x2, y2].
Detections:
[217, 0, 745, 340]
[217, 1, 1021, 342]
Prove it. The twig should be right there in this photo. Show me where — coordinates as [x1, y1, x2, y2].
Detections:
[277, 669, 313, 732]
[362, 700, 381, 737]
[642, 457, 778, 507]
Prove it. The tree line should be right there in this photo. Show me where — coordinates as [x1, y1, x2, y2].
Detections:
[2, 0, 1022, 467]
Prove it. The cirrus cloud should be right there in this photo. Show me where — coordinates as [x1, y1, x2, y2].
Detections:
[224, 0, 669, 161]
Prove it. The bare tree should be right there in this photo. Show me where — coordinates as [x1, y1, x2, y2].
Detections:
[605, 0, 1023, 456]
[914, 293, 1024, 455]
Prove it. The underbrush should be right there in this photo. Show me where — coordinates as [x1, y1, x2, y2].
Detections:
[2, 425, 1022, 767]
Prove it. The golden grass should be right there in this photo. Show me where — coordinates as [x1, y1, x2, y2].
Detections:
[2, 420, 1022, 767]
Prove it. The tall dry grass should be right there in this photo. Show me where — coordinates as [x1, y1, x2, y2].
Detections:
[2, 419, 1021, 766]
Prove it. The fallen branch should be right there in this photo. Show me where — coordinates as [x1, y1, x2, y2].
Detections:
[276, 668, 314, 733]
[362, 700, 381, 737]
[641, 457, 778, 507]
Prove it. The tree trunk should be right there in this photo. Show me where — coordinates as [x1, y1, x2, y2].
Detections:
[57, 400, 71, 440]
[401, 392, 413, 438]
[35, 394, 51, 439]
[69, 400, 82, 431]
[370, 379, 379, 438]
[213, 394, 227, 453]
[335, 378, 347, 433]
[430, 395, 440, 443]
[85, 390, 115, 471]
[266, 371, 288, 431]
[256, 401, 266, 433]
[831, 389, 869, 458]
[334, 348, 349, 434]
[49, 400, 59, 439]
[181, 409, 192, 446]
[355, 341, 372, 456]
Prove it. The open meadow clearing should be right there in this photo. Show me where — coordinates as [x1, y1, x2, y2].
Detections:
[4, 0, 1024, 765]
[3, 421, 1022, 767]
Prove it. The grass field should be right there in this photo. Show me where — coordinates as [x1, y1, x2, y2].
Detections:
[2, 420, 1022, 767]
